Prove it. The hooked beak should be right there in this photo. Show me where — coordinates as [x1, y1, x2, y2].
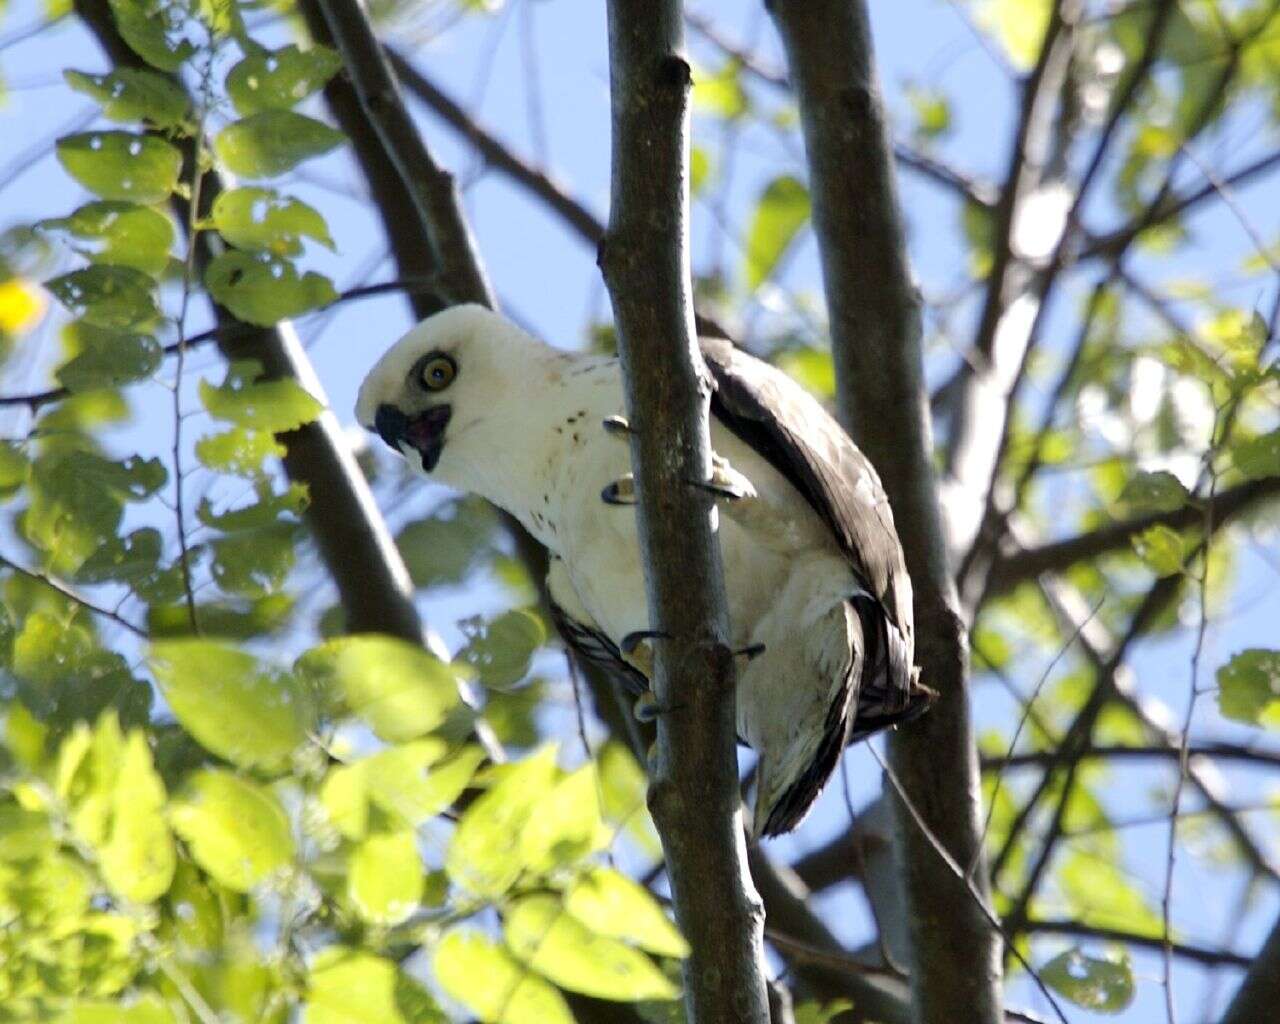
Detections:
[372, 402, 452, 472]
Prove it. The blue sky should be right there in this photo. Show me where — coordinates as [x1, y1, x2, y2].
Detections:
[2, 1, 1279, 1020]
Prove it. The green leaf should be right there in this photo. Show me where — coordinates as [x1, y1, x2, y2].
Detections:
[200, 360, 324, 432]
[396, 498, 498, 588]
[46, 265, 159, 330]
[41, 201, 174, 275]
[794, 1001, 855, 1024]
[565, 866, 688, 957]
[1041, 948, 1134, 1014]
[0, 441, 29, 497]
[212, 187, 334, 255]
[197, 482, 308, 531]
[150, 640, 311, 770]
[58, 995, 178, 1024]
[196, 427, 286, 476]
[348, 830, 424, 925]
[320, 762, 370, 839]
[980, 0, 1052, 69]
[774, 346, 835, 399]
[75, 527, 161, 587]
[147, 595, 294, 639]
[305, 947, 445, 1024]
[297, 635, 467, 743]
[505, 894, 679, 1000]
[57, 321, 162, 391]
[169, 769, 294, 891]
[520, 763, 606, 872]
[364, 741, 485, 828]
[433, 930, 572, 1024]
[693, 61, 748, 120]
[1119, 470, 1190, 514]
[1217, 649, 1280, 727]
[97, 727, 175, 904]
[214, 111, 345, 178]
[108, 0, 196, 71]
[599, 741, 660, 857]
[226, 44, 344, 116]
[447, 745, 559, 897]
[1058, 851, 1162, 937]
[1130, 524, 1185, 576]
[458, 608, 546, 688]
[744, 175, 810, 290]
[57, 132, 182, 204]
[205, 250, 337, 326]
[210, 523, 299, 596]
[64, 68, 189, 127]
[1230, 428, 1280, 480]
[906, 83, 951, 139]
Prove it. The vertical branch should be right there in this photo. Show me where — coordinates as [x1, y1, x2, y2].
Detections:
[1219, 910, 1280, 1024]
[598, 4, 770, 1023]
[767, 2, 1003, 1022]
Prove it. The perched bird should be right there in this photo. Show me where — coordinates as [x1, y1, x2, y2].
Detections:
[356, 304, 934, 835]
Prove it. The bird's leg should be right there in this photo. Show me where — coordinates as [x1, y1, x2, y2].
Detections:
[619, 629, 686, 722]
[600, 474, 636, 506]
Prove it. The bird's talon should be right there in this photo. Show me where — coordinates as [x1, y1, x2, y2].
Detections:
[633, 691, 683, 722]
[603, 415, 632, 437]
[601, 476, 636, 505]
[621, 629, 670, 655]
[687, 477, 750, 501]
[735, 642, 767, 662]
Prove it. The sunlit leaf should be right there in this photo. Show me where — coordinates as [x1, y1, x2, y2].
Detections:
[774, 346, 835, 399]
[693, 60, 748, 119]
[169, 769, 294, 891]
[1217, 649, 1280, 727]
[297, 635, 467, 743]
[41, 202, 174, 275]
[598, 741, 660, 858]
[200, 360, 324, 432]
[214, 111, 345, 178]
[348, 830, 424, 926]
[745, 175, 809, 290]
[57, 132, 182, 204]
[505, 894, 679, 1000]
[212, 187, 334, 255]
[906, 83, 951, 139]
[96, 727, 175, 904]
[1041, 947, 1134, 1013]
[565, 866, 689, 957]
[794, 1000, 855, 1024]
[196, 427, 286, 476]
[364, 740, 484, 827]
[433, 930, 572, 1024]
[65, 68, 189, 127]
[1130, 524, 1185, 576]
[520, 763, 607, 872]
[197, 482, 308, 531]
[205, 250, 337, 325]
[305, 947, 445, 1024]
[447, 744, 559, 897]
[108, 0, 196, 71]
[226, 44, 343, 116]
[980, 0, 1052, 69]
[46, 265, 159, 330]
[151, 640, 312, 770]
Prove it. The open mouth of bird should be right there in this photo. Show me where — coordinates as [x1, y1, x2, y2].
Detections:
[373, 403, 452, 472]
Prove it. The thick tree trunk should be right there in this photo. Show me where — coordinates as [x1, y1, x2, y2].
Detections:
[768, 2, 1004, 1021]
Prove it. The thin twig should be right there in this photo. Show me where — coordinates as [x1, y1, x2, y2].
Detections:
[0, 553, 147, 638]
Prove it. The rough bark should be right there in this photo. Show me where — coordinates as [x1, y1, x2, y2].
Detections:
[599, 4, 770, 1022]
[74, 0, 423, 644]
[767, 2, 1004, 1022]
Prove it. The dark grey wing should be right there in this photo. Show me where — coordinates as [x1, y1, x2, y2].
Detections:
[700, 334, 931, 733]
[547, 598, 649, 697]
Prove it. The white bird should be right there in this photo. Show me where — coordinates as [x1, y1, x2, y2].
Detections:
[356, 304, 933, 836]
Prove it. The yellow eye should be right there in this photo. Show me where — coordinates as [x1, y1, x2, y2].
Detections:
[418, 353, 457, 392]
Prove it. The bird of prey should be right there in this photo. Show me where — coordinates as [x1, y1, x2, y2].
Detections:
[356, 304, 933, 836]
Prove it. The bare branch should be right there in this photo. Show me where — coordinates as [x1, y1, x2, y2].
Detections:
[599, 5, 769, 1022]
[984, 742, 1280, 773]
[767, 1, 1004, 1019]
[1024, 919, 1251, 970]
[0, 553, 147, 638]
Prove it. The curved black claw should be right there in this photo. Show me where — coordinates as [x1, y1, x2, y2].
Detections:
[601, 478, 637, 505]
[602, 415, 632, 437]
[633, 691, 684, 722]
[686, 477, 750, 501]
[735, 642, 767, 662]
[621, 629, 671, 655]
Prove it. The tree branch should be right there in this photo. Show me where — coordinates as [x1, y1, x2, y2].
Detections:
[767, 2, 1003, 1021]
[598, 4, 769, 1022]
[1024, 919, 1251, 970]
[984, 476, 1280, 598]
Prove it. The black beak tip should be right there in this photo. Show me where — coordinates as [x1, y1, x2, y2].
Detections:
[373, 404, 409, 453]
